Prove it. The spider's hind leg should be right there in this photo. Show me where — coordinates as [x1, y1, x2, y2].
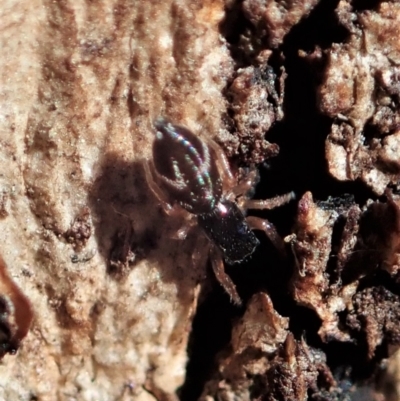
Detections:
[143, 160, 181, 217]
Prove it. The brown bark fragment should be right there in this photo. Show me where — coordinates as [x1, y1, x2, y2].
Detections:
[199, 293, 289, 401]
[289, 192, 360, 342]
[319, 1, 400, 194]
[226, 60, 284, 163]
[243, 0, 320, 48]
[347, 287, 400, 360]
[200, 295, 338, 401]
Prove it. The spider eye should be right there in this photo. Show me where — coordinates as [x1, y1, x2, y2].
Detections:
[152, 118, 222, 214]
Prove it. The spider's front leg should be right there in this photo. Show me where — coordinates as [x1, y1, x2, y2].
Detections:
[188, 228, 241, 304]
[244, 191, 295, 210]
[209, 246, 242, 306]
[246, 216, 286, 254]
[245, 192, 295, 254]
[226, 169, 259, 200]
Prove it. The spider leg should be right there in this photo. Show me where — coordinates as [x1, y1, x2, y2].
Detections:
[166, 218, 197, 240]
[207, 139, 236, 189]
[228, 169, 260, 199]
[191, 232, 210, 274]
[246, 215, 286, 255]
[144, 160, 181, 217]
[210, 246, 242, 305]
[244, 191, 295, 210]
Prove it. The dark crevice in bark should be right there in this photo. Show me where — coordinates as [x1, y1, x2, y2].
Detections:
[180, 0, 392, 400]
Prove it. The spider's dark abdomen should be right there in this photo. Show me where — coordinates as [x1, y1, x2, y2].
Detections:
[198, 200, 259, 264]
[152, 118, 222, 214]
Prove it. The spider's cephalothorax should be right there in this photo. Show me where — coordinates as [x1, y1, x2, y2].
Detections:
[146, 118, 295, 304]
[197, 200, 259, 265]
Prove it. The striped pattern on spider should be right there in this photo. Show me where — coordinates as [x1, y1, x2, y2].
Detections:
[145, 118, 295, 305]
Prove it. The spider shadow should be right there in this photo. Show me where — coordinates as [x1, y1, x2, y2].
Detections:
[88, 152, 207, 304]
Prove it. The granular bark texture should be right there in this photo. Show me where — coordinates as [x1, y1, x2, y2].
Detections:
[3, 0, 400, 400]
[242, 0, 320, 48]
[347, 286, 400, 360]
[200, 191, 400, 400]
[290, 192, 400, 354]
[320, 1, 400, 194]
[290, 192, 361, 343]
[0, 0, 232, 400]
[196, 1, 400, 400]
[226, 58, 284, 163]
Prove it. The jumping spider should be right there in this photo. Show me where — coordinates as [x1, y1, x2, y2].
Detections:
[145, 118, 294, 305]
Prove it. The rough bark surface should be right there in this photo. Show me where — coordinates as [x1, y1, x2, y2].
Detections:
[320, 1, 400, 194]
[3, 0, 400, 401]
[0, 0, 233, 400]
